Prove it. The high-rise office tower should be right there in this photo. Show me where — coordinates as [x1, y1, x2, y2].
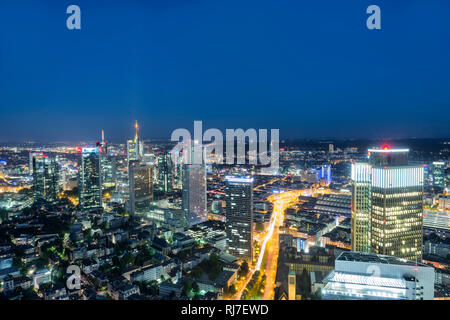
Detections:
[432, 161, 445, 188]
[350, 162, 372, 253]
[225, 176, 254, 260]
[97, 130, 116, 189]
[182, 164, 207, 226]
[127, 121, 143, 163]
[29, 152, 43, 174]
[129, 163, 153, 217]
[328, 144, 334, 154]
[156, 152, 173, 192]
[32, 154, 59, 203]
[351, 146, 424, 261]
[319, 164, 332, 185]
[79, 147, 102, 210]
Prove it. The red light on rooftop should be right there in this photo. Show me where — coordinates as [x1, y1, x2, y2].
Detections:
[76, 147, 82, 153]
[382, 144, 390, 150]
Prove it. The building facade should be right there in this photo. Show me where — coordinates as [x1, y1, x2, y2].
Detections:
[32, 154, 59, 203]
[129, 163, 153, 216]
[225, 176, 253, 260]
[182, 164, 207, 226]
[79, 147, 102, 210]
[350, 162, 371, 253]
[351, 147, 424, 262]
[322, 251, 435, 300]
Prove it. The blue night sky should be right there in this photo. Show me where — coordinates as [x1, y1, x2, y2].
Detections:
[0, 0, 449, 142]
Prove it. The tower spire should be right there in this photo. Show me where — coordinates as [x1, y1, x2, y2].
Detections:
[134, 120, 139, 143]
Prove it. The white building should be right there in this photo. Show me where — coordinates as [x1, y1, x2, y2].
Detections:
[322, 251, 435, 300]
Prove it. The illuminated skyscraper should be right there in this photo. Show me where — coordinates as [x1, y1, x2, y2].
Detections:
[182, 164, 207, 226]
[432, 161, 445, 188]
[79, 147, 102, 210]
[97, 130, 116, 188]
[350, 162, 371, 253]
[225, 176, 254, 260]
[319, 164, 332, 185]
[156, 152, 173, 192]
[127, 121, 143, 163]
[32, 154, 59, 203]
[29, 152, 43, 174]
[351, 147, 424, 261]
[129, 163, 153, 217]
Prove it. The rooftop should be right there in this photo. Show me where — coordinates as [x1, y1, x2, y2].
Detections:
[337, 251, 429, 267]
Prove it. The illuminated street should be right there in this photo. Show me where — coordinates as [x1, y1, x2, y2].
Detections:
[234, 189, 311, 300]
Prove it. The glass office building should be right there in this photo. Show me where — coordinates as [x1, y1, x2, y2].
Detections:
[156, 152, 173, 193]
[182, 164, 207, 226]
[351, 147, 424, 261]
[350, 162, 372, 253]
[79, 147, 102, 210]
[129, 163, 153, 217]
[225, 176, 254, 260]
[32, 154, 59, 203]
[432, 161, 445, 188]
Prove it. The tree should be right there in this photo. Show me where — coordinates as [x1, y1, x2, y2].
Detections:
[192, 281, 199, 294]
[182, 279, 193, 297]
[120, 252, 135, 269]
[190, 267, 202, 279]
[0, 208, 8, 222]
[239, 261, 249, 277]
[299, 268, 310, 297]
[134, 248, 153, 266]
[255, 222, 264, 232]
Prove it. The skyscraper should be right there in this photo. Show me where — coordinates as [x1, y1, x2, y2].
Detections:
[432, 161, 445, 188]
[97, 130, 116, 189]
[351, 146, 424, 261]
[29, 152, 43, 174]
[182, 164, 207, 226]
[129, 163, 153, 217]
[79, 147, 102, 210]
[32, 154, 59, 203]
[350, 162, 371, 253]
[156, 152, 173, 192]
[225, 176, 254, 260]
[127, 121, 143, 163]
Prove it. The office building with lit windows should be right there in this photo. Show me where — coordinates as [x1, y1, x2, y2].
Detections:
[79, 147, 102, 210]
[156, 152, 173, 192]
[127, 121, 143, 163]
[32, 154, 59, 203]
[351, 147, 424, 261]
[182, 164, 207, 226]
[225, 176, 254, 260]
[350, 162, 372, 253]
[29, 152, 43, 174]
[432, 161, 445, 188]
[322, 251, 435, 300]
[97, 130, 116, 189]
[129, 163, 153, 217]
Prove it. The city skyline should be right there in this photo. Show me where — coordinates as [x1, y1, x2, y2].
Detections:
[1, 0, 449, 305]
